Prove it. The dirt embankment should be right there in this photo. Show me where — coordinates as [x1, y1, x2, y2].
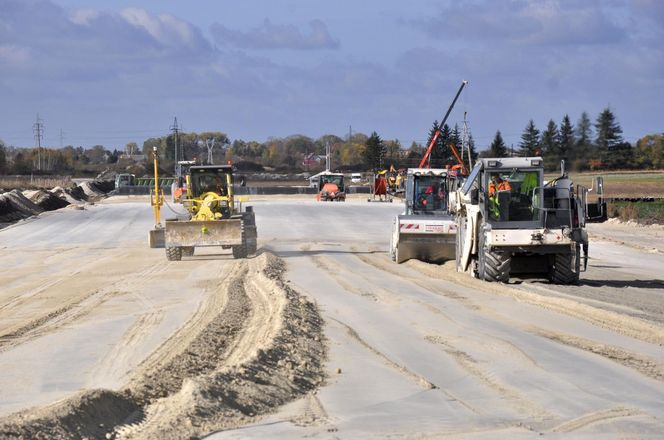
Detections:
[0, 253, 327, 440]
[0, 180, 113, 227]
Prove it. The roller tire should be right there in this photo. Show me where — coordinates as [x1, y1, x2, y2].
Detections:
[478, 233, 510, 283]
[166, 247, 182, 261]
[551, 246, 580, 285]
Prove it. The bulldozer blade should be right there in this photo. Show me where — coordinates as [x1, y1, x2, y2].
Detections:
[149, 228, 165, 248]
[397, 234, 455, 264]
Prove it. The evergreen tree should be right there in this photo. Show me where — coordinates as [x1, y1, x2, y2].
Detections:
[488, 131, 508, 157]
[468, 133, 478, 163]
[364, 131, 386, 170]
[0, 140, 7, 174]
[595, 107, 623, 150]
[519, 120, 540, 156]
[451, 124, 462, 151]
[575, 111, 593, 169]
[595, 107, 624, 167]
[435, 124, 453, 167]
[425, 120, 443, 167]
[540, 119, 560, 169]
[558, 114, 575, 164]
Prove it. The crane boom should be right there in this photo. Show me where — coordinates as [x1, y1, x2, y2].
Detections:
[419, 80, 468, 169]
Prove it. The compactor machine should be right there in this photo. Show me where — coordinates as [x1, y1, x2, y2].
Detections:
[315, 171, 346, 202]
[453, 157, 606, 284]
[390, 168, 458, 263]
[164, 165, 257, 260]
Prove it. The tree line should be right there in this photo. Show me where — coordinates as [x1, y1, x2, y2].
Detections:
[484, 107, 663, 171]
[1, 106, 662, 177]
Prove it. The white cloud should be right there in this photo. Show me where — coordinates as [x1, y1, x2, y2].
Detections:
[119, 8, 203, 49]
[68, 9, 100, 26]
[0, 44, 30, 67]
[211, 19, 340, 50]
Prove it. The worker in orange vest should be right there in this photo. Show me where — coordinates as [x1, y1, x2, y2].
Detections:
[488, 175, 512, 219]
[489, 175, 512, 195]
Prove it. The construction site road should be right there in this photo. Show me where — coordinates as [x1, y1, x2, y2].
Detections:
[0, 196, 663, 439]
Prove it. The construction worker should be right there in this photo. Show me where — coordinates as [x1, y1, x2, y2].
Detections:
[488, 175, 511, 219]
[488, 175, 512, 196]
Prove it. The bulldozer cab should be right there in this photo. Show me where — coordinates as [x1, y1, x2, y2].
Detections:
[189, 166, 233, 198]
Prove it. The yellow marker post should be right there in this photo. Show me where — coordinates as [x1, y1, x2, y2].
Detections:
[149, 146, 166, 248]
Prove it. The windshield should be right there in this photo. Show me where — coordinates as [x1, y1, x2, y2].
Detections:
[320, 175, 344, 191]
[191, 171, 229, 197]
[486, 169, 540, 222]
[413, 175, 448, 213]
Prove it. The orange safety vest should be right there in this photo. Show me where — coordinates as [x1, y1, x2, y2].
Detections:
[488, 180, 511, 196]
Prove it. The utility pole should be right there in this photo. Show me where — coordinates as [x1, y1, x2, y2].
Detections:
[59, 129, 65, 148]
[33, 114, 44, 171]
[325, 140, 331, 171]
[170, 117, 180, 175]
[462, 111, 473, 169]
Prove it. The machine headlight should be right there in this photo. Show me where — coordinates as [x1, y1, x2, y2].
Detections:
[220, 200, 228, 207]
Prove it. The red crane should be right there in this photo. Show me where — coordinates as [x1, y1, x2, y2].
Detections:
[418, 80, 469, 175]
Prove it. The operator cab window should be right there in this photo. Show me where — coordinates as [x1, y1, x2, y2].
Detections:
[193, 172, 228, 196]
[487, 170, 540, 222]
[413, 176, 447, 214]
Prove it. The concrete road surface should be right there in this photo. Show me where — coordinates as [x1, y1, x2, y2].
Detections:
[0, 197, 662, 438]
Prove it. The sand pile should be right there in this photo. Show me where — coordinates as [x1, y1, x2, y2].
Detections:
[26, 189, 70, 211]
[0, 190, 45, 224]
[51, 186, 85, 204]
[0, 180, 113, 228]
[79, 180, 114, 201]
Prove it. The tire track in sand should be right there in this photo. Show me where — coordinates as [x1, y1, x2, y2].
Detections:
[0, 263, 168, 353]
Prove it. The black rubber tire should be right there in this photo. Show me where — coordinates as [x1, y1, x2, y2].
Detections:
[166, 247, 182, 261]
[551, 245, 580, 285]
[478, 232, 510, 282]
[182, 247, 194, 257]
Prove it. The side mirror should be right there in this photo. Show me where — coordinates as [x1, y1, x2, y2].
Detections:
[593, 176, 604, 196]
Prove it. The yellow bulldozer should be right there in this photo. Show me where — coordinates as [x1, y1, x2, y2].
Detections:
[163, 165, 257, 261]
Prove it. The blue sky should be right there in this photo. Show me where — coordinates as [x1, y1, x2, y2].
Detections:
[1, 0, 662, 150]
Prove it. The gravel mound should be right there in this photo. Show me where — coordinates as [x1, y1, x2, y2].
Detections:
[0, 190, 44, 223]
[25, 190, 70, 211]
[51, 186, 86, 204]
[0, 180, 113, 228]
[80, 180, 115, 201]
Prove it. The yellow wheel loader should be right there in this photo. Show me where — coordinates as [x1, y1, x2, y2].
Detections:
[164, 165, 257, 261]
